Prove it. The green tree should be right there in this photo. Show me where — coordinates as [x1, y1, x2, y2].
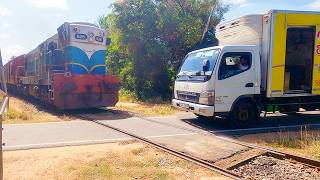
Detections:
[104, 0, 228, 100]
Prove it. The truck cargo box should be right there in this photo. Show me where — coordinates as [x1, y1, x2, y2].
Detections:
[216, 10, 320, 98]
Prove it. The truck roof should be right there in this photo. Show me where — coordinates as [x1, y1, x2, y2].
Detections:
[188, 45, 258, 54]
[269, 9, 320, 15]
[217, 9, 320, 29]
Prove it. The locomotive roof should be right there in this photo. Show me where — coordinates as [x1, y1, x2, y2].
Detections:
[67, 22, 99, 28]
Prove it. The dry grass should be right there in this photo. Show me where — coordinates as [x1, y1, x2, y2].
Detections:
[4, 142, 227, 180]
[238, 128, 320, 160]
[115, 102, 178, 116]
[3, 96, 72, 124]
[115, 89, 179, 116]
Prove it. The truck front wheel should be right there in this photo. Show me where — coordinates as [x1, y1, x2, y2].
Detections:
[229, 100, 259, 128]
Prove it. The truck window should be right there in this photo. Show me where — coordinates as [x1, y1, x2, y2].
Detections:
[218, 52, 252, 80]
[177, 49, 220, 81]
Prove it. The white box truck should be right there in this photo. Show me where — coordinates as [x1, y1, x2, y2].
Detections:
[172, 10, 320, 127]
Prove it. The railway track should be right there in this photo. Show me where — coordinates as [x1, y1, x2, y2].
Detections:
[6, 94, 320, 179]
[76, 111, 320, 179]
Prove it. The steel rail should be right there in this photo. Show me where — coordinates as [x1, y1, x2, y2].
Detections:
[80, 110, 320, 170]
[76, 111, 320, 179]
[133, 114, 320, 169]
[79, 115, 242, 180]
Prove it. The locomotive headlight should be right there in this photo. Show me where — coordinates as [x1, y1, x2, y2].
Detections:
[73, 27, 79, 33]
[199, 90, 215, 105]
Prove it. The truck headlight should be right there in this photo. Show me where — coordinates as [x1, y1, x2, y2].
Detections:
[199, 90, 215, 105]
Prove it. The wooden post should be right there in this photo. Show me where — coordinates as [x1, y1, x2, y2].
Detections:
[0, 49, 8, 180]
[0, 49, 3, 180]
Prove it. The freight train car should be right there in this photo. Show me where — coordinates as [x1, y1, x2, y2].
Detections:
[4, 55, 25, 93]
[4, 22, 119, 109]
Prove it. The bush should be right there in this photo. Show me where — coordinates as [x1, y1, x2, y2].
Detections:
[104, 0, 228, 100]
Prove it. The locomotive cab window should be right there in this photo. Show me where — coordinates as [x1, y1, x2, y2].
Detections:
[218, 52, 252, 80]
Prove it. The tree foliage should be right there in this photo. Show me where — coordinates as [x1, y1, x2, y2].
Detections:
[104, 0, 228, 99]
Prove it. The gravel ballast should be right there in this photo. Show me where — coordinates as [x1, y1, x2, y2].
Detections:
[232, 155, 320, 179]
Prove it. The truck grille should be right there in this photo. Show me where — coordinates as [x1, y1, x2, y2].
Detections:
[176, 91, 200, 103]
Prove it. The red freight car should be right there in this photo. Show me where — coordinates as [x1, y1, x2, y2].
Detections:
[4, 55, 26, 93]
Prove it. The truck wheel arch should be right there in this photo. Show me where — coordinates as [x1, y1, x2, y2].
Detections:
[230, 95, 260, 114]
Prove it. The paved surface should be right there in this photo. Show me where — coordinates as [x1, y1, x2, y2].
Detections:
[3, 121, 130, 150]
[3, 112, 249, 162]
[4, 110, 320, 162]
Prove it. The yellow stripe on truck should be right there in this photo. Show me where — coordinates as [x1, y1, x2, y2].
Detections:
[286, 13, 320, 26]
[270, 13, 286, 97]
[313, 25, 320, 95]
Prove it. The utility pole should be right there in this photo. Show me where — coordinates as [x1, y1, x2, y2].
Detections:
[201, 5, 216, 43]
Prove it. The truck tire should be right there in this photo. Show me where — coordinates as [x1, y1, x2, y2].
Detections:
[229, 100, 259, 128]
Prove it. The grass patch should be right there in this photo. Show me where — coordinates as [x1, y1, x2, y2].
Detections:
[63, 143, 221, 180]
[115, 102, 178, 116]
[240, 128, 320, 160]
[4, 142, 225, 179]
[267, 128, 320, 159]
[118, 89, 138, 103]
[270, 127, 320, 148]
[131, 147, 144, 155]
[3, 96, 72, 124]
[116, 89, 179, 116]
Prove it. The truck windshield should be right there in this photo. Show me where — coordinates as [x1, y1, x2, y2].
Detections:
[177, 49, 220, 81]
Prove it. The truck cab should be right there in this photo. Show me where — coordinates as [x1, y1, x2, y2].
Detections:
[173, 45, 261, 127]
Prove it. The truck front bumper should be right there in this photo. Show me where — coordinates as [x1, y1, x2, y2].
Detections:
[172, 99, 214, 117]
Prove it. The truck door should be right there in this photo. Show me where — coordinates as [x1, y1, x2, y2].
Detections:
[312, 25, 320, 94]
[214, 50, 257, 113]
[270, 12, 320, 96]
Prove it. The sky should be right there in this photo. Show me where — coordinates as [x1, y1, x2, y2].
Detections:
[1, 0, 320, 63]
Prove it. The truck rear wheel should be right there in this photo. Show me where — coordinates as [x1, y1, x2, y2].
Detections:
[229, 100, 259, 128]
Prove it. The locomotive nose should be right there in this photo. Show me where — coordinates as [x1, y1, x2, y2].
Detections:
[85, 84, 93, 92]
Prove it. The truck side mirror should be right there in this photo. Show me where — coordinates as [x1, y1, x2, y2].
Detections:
[202, 59, 210, 71]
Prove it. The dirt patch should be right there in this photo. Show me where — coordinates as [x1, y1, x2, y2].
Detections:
[4, 142, 227, 180]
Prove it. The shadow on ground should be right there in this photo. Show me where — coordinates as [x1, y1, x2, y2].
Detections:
[9, 93, 134, 121]
[180, 112, 320, 136]
[69, 108, 134, 121]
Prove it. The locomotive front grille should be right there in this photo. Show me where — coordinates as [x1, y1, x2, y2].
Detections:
[176, 91, 200, 103]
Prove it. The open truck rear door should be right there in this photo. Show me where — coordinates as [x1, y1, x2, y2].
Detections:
[269, 11, 320, 96]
